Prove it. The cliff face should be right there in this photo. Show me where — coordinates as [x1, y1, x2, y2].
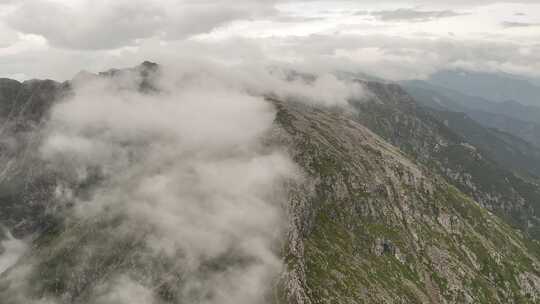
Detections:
[275, 100, 540, 303]
[1, 65, 540, 303]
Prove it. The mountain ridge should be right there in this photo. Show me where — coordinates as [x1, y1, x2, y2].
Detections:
[1, 63, 540, 303]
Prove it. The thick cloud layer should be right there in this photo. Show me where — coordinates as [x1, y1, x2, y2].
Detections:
[1, 0, 539, 83]
[0, 61, 366, 303]
[5, 0, 278, 50]
[0, 0, 538, 82]
[39, 65, 294, 303]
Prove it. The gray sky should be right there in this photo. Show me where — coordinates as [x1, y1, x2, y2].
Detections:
[0, 0, 539, 81]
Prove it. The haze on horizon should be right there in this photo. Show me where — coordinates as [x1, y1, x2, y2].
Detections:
[0, 0, 539, 83]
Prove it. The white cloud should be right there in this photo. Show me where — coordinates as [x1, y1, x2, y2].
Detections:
[4, 0, 278, 50]
[1, 56, 366, 301]
[0, 1, 538, 82]
[93, 276, 156, 304]
[256, 33, 540, 80]
[33, 61, 305, 302]
[0, 230, 27, 275]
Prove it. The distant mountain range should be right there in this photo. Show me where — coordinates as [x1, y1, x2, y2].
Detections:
[426, 70, 540, 107]
[403, 78, 540, 148]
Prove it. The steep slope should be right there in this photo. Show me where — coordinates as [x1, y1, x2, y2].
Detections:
[351, 82, 540, 239]
[425, 110, 540, 180]
[274, 100, 540, 303]
[403, 81, 540, 147]
[390, 81, 540, 180]
[0, 78, 69, 238]
[0, 64, 157, 240]
[2, 92, 540, 304]
[467, 111, 540, 149]
[2, 64, 540, 303]
[403, 80, 540, 184]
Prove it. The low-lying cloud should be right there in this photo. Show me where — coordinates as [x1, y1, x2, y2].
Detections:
[42, 65, 294, 303]
[0, 61, 367, 303]
[0, 230, 27, 275]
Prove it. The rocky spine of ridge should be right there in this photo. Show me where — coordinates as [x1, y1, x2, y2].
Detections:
[275, 100, 540, 303]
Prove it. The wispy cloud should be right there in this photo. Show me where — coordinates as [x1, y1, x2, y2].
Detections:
[501, 21, 540, 28]
[368, 8, 465, 22]
[0, 230, 27, 275]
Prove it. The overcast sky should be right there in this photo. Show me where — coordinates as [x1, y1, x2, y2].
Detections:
[0, 0, 539, 81]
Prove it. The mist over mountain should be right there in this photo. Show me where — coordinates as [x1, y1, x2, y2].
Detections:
[0, 61, 538, 303]
[1, 1, 540, 303]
